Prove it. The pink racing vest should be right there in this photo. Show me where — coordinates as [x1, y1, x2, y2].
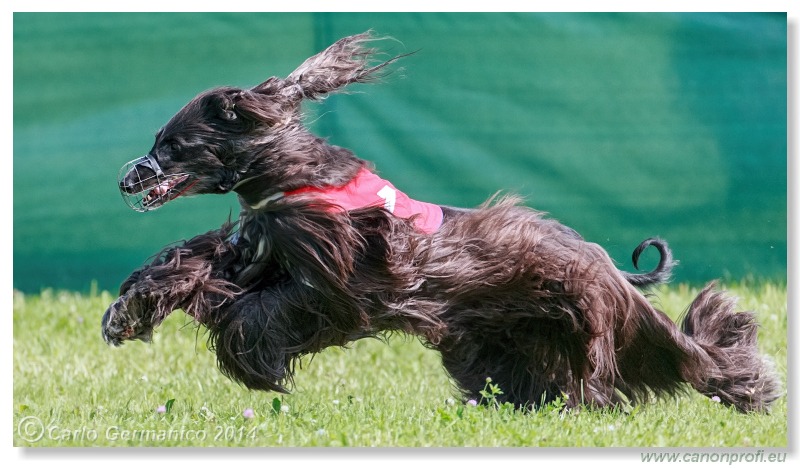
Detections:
[285, 168, 443, 234]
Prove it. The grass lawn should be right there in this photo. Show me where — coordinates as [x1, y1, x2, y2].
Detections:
[13, 282, 787, 448]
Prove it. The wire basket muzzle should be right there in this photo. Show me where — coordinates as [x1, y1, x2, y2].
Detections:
[118, 154, 191, 212]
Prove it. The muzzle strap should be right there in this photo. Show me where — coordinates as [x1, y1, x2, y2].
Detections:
[138, 153, 165, 178]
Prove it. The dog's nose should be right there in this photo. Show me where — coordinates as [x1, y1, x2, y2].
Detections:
[118, 178, 134, 194]
[118, 155, 161, 194]
[119, 169, 153, 195]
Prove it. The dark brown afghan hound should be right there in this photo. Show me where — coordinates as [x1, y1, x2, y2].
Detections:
[102, 32, 779, 412]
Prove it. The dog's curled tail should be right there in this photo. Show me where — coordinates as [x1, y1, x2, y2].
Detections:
[624, 237, 676, 287]
[680, 283, 781, 412]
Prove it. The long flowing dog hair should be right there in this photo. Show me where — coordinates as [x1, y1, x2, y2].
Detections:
[103, 32, 780, 412]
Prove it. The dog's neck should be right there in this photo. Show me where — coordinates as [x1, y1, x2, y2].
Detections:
[242, 190, 286, 211]
[231, 174, 284, 210]
[234, 173, 354, 211]
[231, 134, 366, 209]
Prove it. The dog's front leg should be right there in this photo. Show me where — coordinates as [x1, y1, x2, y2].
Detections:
[102, 225, 241, 346]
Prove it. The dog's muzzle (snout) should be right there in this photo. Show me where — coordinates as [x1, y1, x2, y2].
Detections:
[118, 154, 193, 212]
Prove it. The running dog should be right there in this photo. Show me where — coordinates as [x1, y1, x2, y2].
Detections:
[102, 32, 779, 412]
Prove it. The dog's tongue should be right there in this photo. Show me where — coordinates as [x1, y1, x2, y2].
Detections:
[151, 181, 172, 197]
[139, 174, 194, 209]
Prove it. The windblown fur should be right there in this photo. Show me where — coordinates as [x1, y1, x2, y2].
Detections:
[103, 32, 780, 412]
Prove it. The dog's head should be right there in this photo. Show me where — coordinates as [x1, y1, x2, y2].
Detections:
[118, 32, 405, 212]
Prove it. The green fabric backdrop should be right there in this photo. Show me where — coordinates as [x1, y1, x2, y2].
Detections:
[13, 12, 787, 292]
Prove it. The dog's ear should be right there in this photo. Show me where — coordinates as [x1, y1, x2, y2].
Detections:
[212, 88, 288, 127]
[213, 92, 239, 122]
[252, 31, 408, 102]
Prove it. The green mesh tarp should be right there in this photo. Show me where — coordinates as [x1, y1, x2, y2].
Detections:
[13, 12, 786, 292]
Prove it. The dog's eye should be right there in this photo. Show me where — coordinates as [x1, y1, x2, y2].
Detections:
[170, 142, 181, 152]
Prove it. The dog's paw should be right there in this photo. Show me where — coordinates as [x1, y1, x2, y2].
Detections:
[101, 296, 153, 346]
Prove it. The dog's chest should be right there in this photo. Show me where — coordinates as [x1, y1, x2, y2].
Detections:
[231, 169, 445, 287]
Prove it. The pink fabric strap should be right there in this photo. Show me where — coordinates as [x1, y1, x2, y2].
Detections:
[285, 168, 443, 234]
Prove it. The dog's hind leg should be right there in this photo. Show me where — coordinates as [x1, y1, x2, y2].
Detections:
[615, 284, 781, 412]
[677, 284, 781, 412]
[438, 340, 563, 409]
[436, 314, 605, 410]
